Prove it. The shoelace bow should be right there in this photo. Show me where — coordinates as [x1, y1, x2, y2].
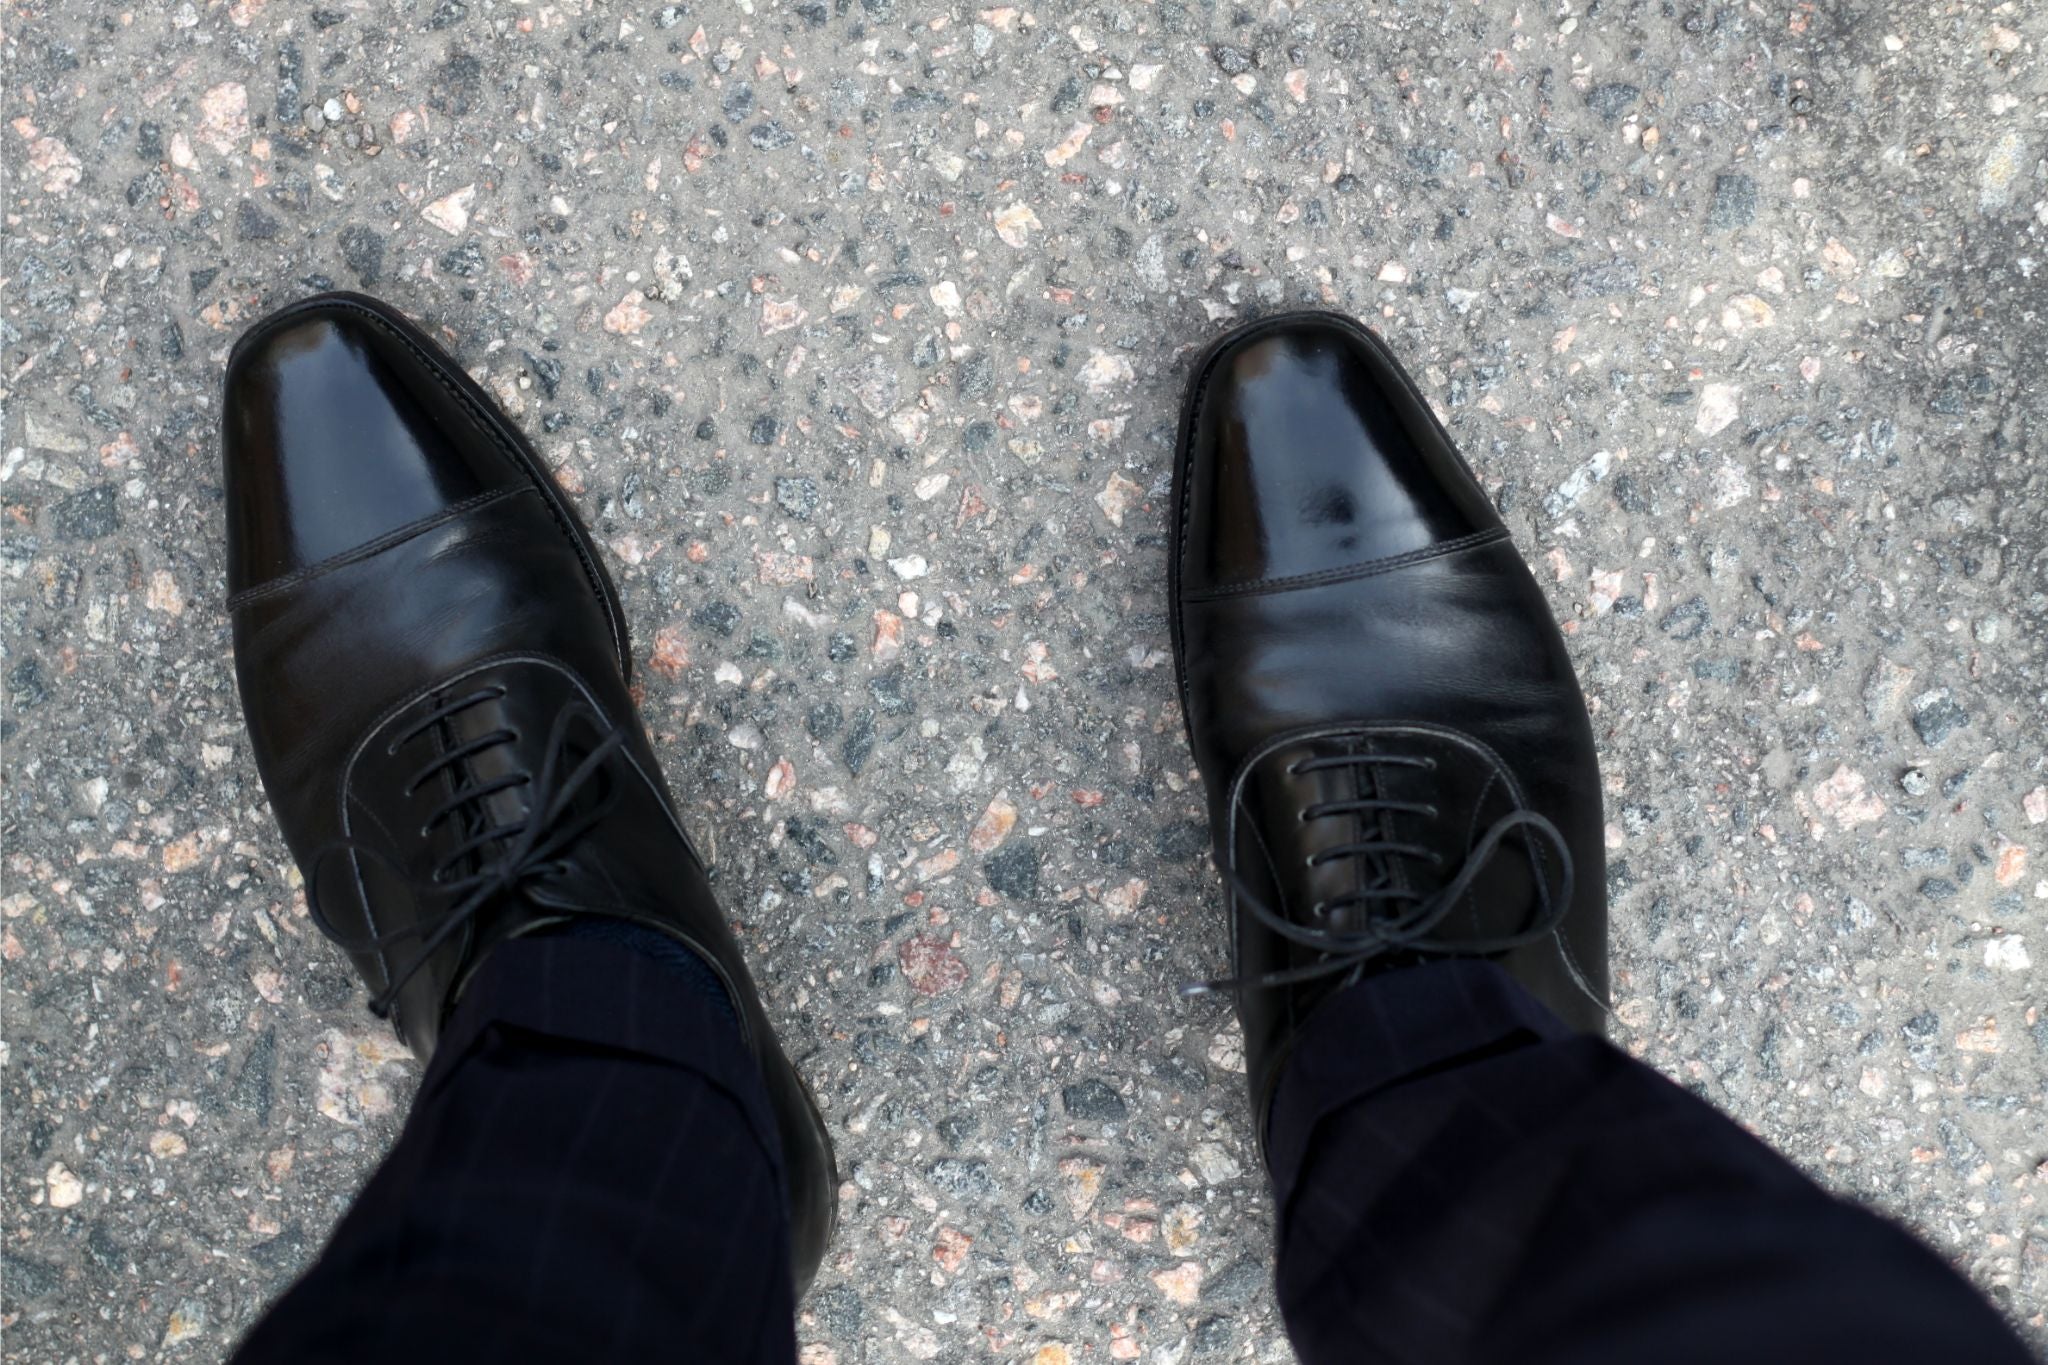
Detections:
[1183, 751, 1574, 997]
[306, 690, 626, 1017]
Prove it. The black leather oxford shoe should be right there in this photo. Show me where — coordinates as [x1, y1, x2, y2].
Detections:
[224, 292, 836, 1288]
[1170, 311, 1609, 1145]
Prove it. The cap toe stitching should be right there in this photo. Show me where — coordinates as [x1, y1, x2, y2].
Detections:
[227, 486, 533, 609]
[1179, 526, 1510, 602]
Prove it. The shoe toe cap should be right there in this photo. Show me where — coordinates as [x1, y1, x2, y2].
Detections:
[223, 294, 527, 594]
[1180, 313, 1502, 594]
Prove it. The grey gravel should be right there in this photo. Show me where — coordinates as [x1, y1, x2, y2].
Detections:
[337, 225, 384, 288]
[1062, 1080, 1130, 1123]
[4, 1, 2046, 1361]
[1708, 173, 1760, 230]
[46, 485, 122, 542]
[983, 844, 1043, 902]
[1912, 689, 1973, 747]
[1584, 82, 1642, 122]
[776, 475, 821, 521]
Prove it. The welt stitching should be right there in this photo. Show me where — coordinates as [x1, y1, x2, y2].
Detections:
[1183, 527, 1509, 602]
[227, 487, 530, 608]
[1174, 349, 1224, 585]
[1172, 326, 1243, 648]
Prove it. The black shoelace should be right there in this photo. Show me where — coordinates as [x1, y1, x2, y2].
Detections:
[1182, 751, 1574, 997]
[306, 691, 625, 1018]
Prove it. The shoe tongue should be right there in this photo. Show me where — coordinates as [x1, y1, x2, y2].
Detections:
[386, 690, 545, 892]
[385, 686, 611, 891]
[446, 699, 537, 863]
[361, 671, 703, 914]
[1237, 726, 1546, 943]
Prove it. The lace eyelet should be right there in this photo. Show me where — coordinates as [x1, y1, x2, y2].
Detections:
[1423, 757, 1439, 771]
[418, 824, 432, 838]
[1425, 805, 1441, 819]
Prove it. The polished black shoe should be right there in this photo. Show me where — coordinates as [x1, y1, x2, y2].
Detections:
[224, 292, 837, 1288]
[1170, 311, 1609, 1143]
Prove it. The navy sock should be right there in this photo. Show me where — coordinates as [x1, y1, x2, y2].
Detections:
[536, 918, 740, 1030]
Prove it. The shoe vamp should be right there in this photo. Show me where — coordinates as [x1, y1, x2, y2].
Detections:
[233, 492, 624, 868]
[1181, 536, 1599, 865]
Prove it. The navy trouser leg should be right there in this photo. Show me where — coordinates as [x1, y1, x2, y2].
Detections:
[234, 938, 796, 1363]
[1267, 961, 2032, 1365]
